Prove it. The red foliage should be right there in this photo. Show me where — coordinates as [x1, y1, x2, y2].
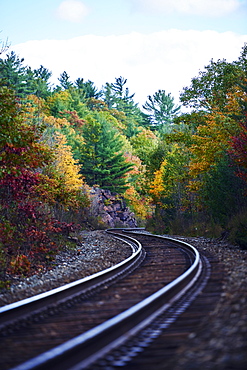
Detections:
[59, 110, 85, 129]
[229, 115, 247, 183]
[0, 86, 79, 279]
[0, 168, 40, 202]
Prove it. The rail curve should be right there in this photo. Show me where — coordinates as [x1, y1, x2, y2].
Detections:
[0, 231, 144, 332]
[0, 229, 211, 370]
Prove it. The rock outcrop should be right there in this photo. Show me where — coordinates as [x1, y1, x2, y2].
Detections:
[89, 187, 137, 228]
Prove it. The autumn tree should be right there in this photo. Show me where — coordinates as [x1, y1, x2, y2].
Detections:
[0, 85, 57, 277]
[130, 128, 159, 165]
[44, 131, 89, 221]
[0, 84, 88, 281]
[149, 143, 190, 212]
[228, 79, 247, 184]
[170, 44, 247, 238]
[123, 153, 152, 220]
[52, 132, 83, 190]
[180, 44, 247, 111]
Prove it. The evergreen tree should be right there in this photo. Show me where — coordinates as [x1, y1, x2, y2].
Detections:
[32, 65, 52, 98]
[75, 78, 102, 101]
[103, 82, 115, 109]
[102, 76, 146, 132]
[103, 76, 133, 110]
[103, 77, 137, 115]
[111, 76, 134, 100]
[0, 51, 27, 97]
[58, 71, 73, 90]
[79, 113, 133, 193]
[143, 90, 181, 131]
[0, 52, 51, 98]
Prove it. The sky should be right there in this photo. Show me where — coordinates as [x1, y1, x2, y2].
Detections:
[1, 0, 247, 107]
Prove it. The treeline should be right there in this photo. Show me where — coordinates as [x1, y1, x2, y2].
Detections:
[0, 43, 247, 282]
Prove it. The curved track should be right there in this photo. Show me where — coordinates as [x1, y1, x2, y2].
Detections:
[0, 229, 222, 370]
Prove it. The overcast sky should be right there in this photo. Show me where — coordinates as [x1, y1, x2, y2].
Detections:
[1, 0, 247, 107]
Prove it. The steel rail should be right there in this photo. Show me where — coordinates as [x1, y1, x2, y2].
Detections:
[11, 230, 202, 370]
[0, 233, 143, 330]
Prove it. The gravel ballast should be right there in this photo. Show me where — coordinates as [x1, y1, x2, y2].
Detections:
[0, 230, 132, 307]
[0, 230, 246, 369]
[172, 235, 247, 370]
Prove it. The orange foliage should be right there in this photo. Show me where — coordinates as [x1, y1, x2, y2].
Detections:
[188, 109, 239, 185]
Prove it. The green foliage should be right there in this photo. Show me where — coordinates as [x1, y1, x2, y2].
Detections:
[145, 141, 167, 179]
[47, 90, 74, 117]
[201, 156, 247, 225]
[1, 43, 247, 266]
[145, 206, 173, 235]
[143, 45, 247, 245]
[102, 76, 145, 128]
[130, 128, 158, 164]
[148, 142, 190, 214]
[0, 51, 52, 99]
[143, 90, 181, 130]
[75, 78, 102, 101]
[180, 44, 247, 111]
[79, 112, 133, 193]
[58, 71, 73, 90]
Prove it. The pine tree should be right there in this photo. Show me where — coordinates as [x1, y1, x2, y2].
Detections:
[143, 90, 181, 130]
[79, 113, 133, 193]
[0, 52, 52, 99]
[58, 71, 73, 90]
[0, 51, 27, 97]
[75, 78, 102, 101]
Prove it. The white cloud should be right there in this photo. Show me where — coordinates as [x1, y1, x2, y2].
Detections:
[56, 0, 89, 23]
[132, 0, 241, 16]
[11, 30, 246, 107]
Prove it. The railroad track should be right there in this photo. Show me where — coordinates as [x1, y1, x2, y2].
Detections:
[0, 229, 223, 369]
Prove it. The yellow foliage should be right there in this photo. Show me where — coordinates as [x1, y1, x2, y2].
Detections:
[53, 132, 83, 192]
[225, 82, 247, 115]
[44, 115, 70, 129]
[46, 90, 73, 114]
[21, 95, 48, 132]
[188, 108, 239, 182]
[149, 159, 167, 198]
[124, 186, 153, 219]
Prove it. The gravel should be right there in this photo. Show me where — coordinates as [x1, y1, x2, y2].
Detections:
[0, 230, 246, 369]
[171, 235, 247, 370]
[0, 230, 132, 307]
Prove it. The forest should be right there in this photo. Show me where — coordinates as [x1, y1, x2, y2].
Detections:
[0, 41, 247, 285]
